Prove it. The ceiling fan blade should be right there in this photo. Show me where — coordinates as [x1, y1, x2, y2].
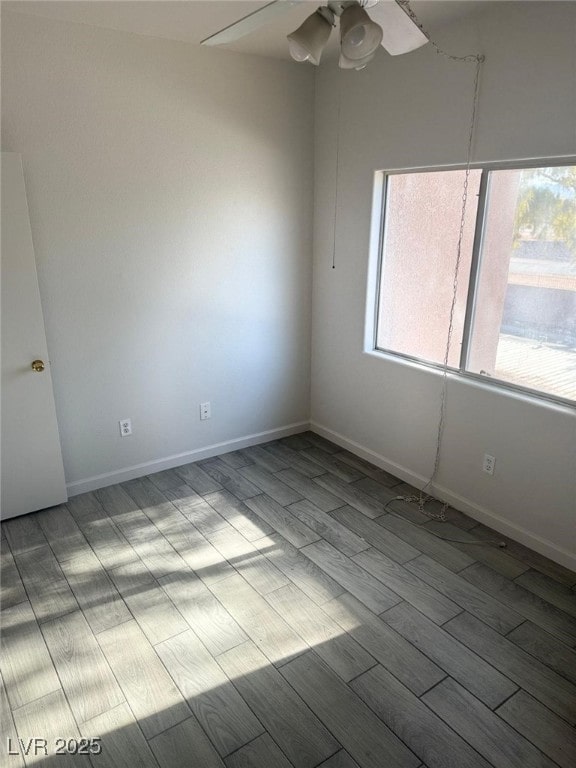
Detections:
[368, 1, 428, 56]
[201, 0, 301, 47]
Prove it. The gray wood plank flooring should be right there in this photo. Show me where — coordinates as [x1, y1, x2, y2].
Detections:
[36, 504, 92, 563]
[333, 450, 401, 487]
[14, 544, 79, 623]
[158, 570, 247, 656]
[351, 664, 493, 768]
[422, 677, 559, 768]
[302, 448, 365, 482]
[353, 548, 461, 624]
[289, 502, 369, 557]
[0, 670, 24, 768]
[444, 612, 576, 724]
[252, 532, 346, 605]
[3, 512, 48, 555]
[169, 497, 230, 538]
[198, 458, 262, 500]
[218, 641, 339, 767]
[405, 555, 525, 634]
[204, 523, 289, 595]
[319, 751, 363, 768]
[147, 468, 191, 493]
[382, 601, 518, 707]
[277, 469, 346, 513]
[96, 486, 188, 579]
[149, 716, 225, 768]
[219, 450, 254, 470]
[67, 492, 140, 570]
[208, 572, 308, 665]
[240, 444, 290, 473]
[506, 621, 576, 686]
[203, 490, 274, 541]
[496, 690, 576, 768]
[80, 703, 160, 768]
[0, 538, 27, 610]
[122, 476, 202, 530]
[323, 592, 446, 695]
[107, 562, 189, 645]
[301, 539, 402, 613]
[281, 651, 420, 768]
[0, 600, 61, 710]
[470, 523, 576, 587]
[263, 441, 326, 477]
[460, 562, 576, 645]
[265, 583, 376, 681]
[11, 689, 88, 768]
[313, 474, 386, 518]
[514, 569, 576, 618]
[224, 733, 293, 768]
[237, 464, 303, 506]
[154, 511, 235, 585]
[155, 630, 263, 757]
[172, 461, 223, 495]
[59, 551, 132, 634]
[96, 620, 191, 739]
[351, 477, 431, 524]
[332, 506, 419, 562]
[244, 494, 321, 548]
[423, 520, 530, 579]
[376, 512, 475, 572]
[2, 432, 574, 768]
[40, 610, 124, 723]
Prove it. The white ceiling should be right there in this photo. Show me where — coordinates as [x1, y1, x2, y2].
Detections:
[1, 1, 496, 60]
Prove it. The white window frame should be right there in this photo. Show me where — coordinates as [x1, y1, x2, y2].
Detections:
[365, 158, 576, 409]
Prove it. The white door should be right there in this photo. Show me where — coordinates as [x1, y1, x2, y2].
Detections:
[1, 152, 67, 519]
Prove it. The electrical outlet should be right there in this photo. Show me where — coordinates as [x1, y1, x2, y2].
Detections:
[482, 453, 495, 475]
[200, 402, 211, 420]
[119, 418, 132, 437]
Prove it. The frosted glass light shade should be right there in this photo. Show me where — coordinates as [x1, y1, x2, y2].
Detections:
[340, 4, 383, 61]
[338, 50, 377, 70]
[287, 10, 333, 65]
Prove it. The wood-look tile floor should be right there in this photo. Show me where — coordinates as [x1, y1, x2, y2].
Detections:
[1, 431, 575, 768]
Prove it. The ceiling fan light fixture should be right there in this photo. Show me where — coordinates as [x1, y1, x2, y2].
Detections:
[340, 3, 383, 61]
[338, 48, 376, 70]
[287, 9, 333, 65]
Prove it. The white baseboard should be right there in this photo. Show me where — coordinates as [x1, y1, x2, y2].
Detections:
[67, 421, 310, 497]
[310, 421, 576, 573]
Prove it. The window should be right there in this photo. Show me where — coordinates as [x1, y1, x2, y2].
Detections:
[373, 163, 576, 404]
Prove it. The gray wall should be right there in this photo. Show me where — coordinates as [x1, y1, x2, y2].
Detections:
[2, 11, 315, 491]
[311, 1, 576, 569]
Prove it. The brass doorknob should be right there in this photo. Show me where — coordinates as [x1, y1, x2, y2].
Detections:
[31, 359, 45, 372]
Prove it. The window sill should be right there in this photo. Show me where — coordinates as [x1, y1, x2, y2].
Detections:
[363, 348, 576, 414]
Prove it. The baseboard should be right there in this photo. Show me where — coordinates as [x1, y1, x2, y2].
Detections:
[67, 420, 310, 497]
[310, 421, 576, 572]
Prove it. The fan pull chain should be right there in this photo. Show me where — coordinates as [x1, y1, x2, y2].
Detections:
[332, 71, 343, 270]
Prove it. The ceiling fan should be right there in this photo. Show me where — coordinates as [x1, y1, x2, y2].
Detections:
[201, 1, 429, 70]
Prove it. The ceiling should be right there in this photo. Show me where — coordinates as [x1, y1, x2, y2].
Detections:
[2, 1, 496, 61]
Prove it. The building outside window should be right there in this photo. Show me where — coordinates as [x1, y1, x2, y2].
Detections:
[373, 164, 576, 404]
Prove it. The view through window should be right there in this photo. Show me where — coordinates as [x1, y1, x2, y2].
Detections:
[375, 164, 576, 403]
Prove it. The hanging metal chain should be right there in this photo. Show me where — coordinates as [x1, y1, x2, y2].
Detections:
[331, 1, 486, 522]
[394, 4, 485, 521]
[416, 55, 484, 520]
[397, 0, 484, 64]
[332, 72, 343, 270]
